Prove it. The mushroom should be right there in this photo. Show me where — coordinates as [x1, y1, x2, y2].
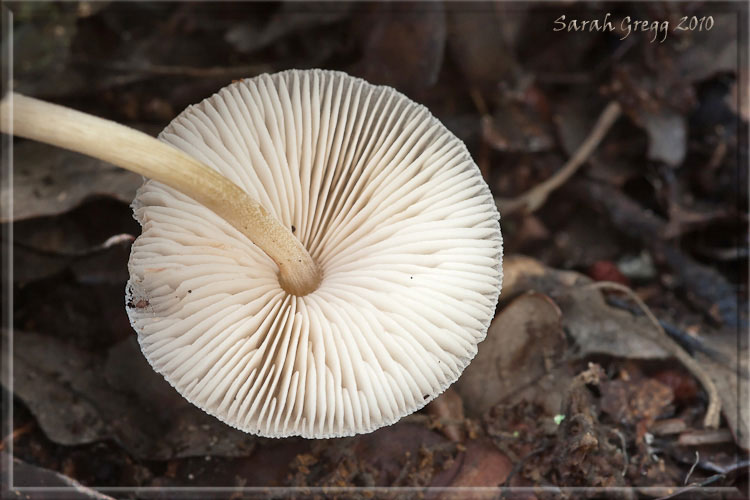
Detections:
[1, 69, 502, 438]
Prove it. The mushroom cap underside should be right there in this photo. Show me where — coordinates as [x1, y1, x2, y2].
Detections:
[126, 69, 503, 438]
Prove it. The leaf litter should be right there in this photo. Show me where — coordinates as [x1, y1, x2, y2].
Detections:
[5, 1, 747, 495]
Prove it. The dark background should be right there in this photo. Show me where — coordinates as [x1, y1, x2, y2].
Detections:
[2, 2, 748, 498]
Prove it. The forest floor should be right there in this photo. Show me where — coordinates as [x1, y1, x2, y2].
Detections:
[2, 2, 748, 499]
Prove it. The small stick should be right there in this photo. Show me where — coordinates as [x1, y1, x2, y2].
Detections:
[496, 100, 621, 216]
[88, 61, 270, 79]
[0, 93, 321, 296]
[585, 281, 721, 429]
[605, 295, 732, 366]
[0, 421, 35, 451]
[684, 451, 699, 485]
[573, 179, 743, 328]
[610, 428, 629, 477]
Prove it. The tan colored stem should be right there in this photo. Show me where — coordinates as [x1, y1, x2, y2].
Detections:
[0, 93, 321, 296]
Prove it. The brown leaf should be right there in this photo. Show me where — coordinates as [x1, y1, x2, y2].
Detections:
[600, 378, 674, 427]
[3, 331, 257, 460]
[455, 291, 566, 417]
[3, 142, 142, 222]
[353, 423, 450, 485]
[449, 439, 512, 488]
[653, 369, 699, 403]
[501, 255, 670, 360]
[425, 388, 465, 442]
[481, 102, 555, 154]
[695, 340, 750, 449]
[350, 2, 446, 92]
[650, 418, 687, 436]
[2, 453, 117, 498]
[446, 4, 519, 93]
[675, 13, 737, 83]
[677, 428, 734, 446]
[225, 2, 353, 55]
[11, 198, 138, 284]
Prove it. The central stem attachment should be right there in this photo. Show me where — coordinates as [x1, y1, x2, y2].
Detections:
[1, 93, 322, 296]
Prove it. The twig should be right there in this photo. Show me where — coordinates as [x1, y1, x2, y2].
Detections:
[694, 244, 749, 262]
[0, 421, 35, 451]
[14, 233, 135, 259]
[585, 281, 721, 429]
[652, 474, 727, 500]
[699, 458, 750, 475]
[496, 100, 621, 216]
[684, 451, 699, 485]
[605, 295, 732, 366]
[611, 428, 629, 477]
[574, 179, 744, 328]
[677, 429, 733, 446]
[77, 60, 271, 79]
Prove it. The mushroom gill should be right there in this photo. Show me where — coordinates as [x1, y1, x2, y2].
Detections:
[126, 69, 503, 438]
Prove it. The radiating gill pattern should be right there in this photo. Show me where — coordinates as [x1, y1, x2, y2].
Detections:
[126, 69, 503, 438]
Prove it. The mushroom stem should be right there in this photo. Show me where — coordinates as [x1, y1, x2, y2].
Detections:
[0, 92, 321, 295]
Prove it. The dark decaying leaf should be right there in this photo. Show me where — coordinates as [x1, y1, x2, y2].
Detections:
[2, 453, 116, 499]
[149, 440, 308, 488]
[10, 3, 87, 99]
[600, 376, 675, 427]
[6, 331, 108, 446]
[455, 291, 567, 417]
[445, 439, 512, 488]
[446, 3, 519, 93]
[695, 344, 750, 450]
[675, 13, 738, 83]
[482, 102, 555, 154]
[11, 197, 138, 285]
[3, 142, 142, 223]
[225, 2, 353, 55]
[575, 179, 744, 329]
[349, 2, 446, 92]
[425, 387, 465, 442]
[4, 331, 257, 460]
[555, 94, 643, 186]
[284, 423, 456, 488]
[501, 255, 670, 359]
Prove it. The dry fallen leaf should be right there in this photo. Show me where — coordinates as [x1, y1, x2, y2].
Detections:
[3, 142, 142, 222]
[447, 439, 512, 488]
[456, 291, 566, 417]
[501, 255, 670, 360]
[350, 2, 446, 91]
[695, 344, 749, 450]
[425, 387, 465, 442]
[600, 377, 674, 427]
[2, 453, 117, 498]
[446, 6, 518, 93]
[500, 255, 748, 450]
[225, 2, 352, 55]
[4, 331, 257, 460]
[675, 13, 738, 83]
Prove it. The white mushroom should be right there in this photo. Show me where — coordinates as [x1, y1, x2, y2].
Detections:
[126, 69, 502, 438]
[0, 69, 502, 438]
